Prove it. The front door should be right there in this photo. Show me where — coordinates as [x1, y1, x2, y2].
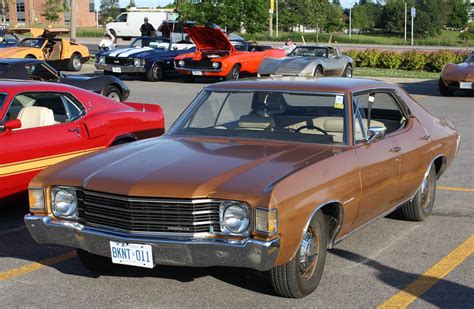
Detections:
[0, 91, 89, 198]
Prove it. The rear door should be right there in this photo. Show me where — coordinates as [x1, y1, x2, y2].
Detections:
[0, 91, 90, 198]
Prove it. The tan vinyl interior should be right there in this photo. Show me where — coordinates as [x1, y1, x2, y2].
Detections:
[48, 42, 61, 60]
[16, 106, 58, 129]
[238, 114, 275, 130]
[286, 116, 386, 143]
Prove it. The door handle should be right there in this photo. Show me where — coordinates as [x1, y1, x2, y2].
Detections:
[421, 135, 431, 141]
[390, 146, 401, 153]
[68, 128, 81, 134]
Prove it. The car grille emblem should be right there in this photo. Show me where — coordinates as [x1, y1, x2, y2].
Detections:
[114, 60, 119, 64]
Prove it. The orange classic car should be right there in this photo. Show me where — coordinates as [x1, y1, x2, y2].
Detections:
[439, 52, 474, 96]
[25, 78, 459, 298]
[174, 26, 285, 82]
[0, 28, 90, 71]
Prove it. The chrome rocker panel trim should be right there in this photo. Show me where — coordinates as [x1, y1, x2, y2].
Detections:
[24, 215, 280, 271]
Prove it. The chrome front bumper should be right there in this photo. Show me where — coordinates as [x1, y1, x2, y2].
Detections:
[94, 63, 146, 73]
[25, 215, 280, 271]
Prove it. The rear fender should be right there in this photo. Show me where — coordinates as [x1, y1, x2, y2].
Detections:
[124, 102, 163, 115]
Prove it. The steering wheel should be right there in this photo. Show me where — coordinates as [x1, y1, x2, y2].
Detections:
[294, 125, 329, 135]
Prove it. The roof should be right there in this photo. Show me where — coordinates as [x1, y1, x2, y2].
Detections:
[207, 77, 395, 93]
[0, 58, 43, 65]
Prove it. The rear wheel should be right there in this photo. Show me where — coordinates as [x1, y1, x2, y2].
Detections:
[68, 53, 82, 71]
[400, 164, 437, 221]
[269, 211, 328, 298]
[25, 54, 36, 59]
[147, 62, 164, 81]
[76, 249, 122, 273]
[226, 64, 241, 81]
[103, 85, 122, 101]
[343, 65, 353, 78]
[439, 78, 455, 96]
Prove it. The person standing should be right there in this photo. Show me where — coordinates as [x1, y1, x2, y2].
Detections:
[282, 38, 296, 55]
[140, 17, 156, 37]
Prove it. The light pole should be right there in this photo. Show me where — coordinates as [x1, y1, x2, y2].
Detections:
[410, 7, 415, 46]
[276, 0, 279, 38]
[349, 6, 352, 40]
[404, 2, 407, 42]
[70, 0, 77, 42]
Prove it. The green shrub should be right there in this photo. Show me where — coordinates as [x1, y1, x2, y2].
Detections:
[359, 49, 381, 68]
[429, 50, 458, 71]
[378, 51, 403, 69]
[346, 50, 362, 67]
[402, 50, 429, 71]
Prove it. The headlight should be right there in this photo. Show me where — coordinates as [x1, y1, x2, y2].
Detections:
[99, 56, 105, 65]
[212, 62, 220, 69]
[51, 187, 77, 219]
[178, 60, 185, 67]
[255, 208, 278, 235]
[134, 58, 144, 67]
[219, 201, 250, 234]
[29, 188, 45, 212]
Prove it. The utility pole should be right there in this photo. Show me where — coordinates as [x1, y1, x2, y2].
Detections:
[404, 2, 407, 42]
[269, 0, 274, 37]
[349, 6, 352, 40]
[70, 0, 77, 42]
[410, 7, 415, 46]
[276, 0, 279, 38]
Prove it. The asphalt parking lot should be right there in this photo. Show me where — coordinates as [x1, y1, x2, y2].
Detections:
[0, 72, 473, 308]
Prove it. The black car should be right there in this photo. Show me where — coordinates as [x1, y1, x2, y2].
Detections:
[0, 59, 130, 101]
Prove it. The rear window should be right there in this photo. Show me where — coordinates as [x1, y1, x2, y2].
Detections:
[0, 93, 6, 111]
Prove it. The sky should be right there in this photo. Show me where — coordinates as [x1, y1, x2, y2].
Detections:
[115, 0, 357, 9]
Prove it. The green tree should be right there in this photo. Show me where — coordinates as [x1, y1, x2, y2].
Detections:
[304, 0, 330, 43]
[351, 2, 383, 30]
[126, 0, 137, 9]
[414, 0, 444, 37]
[447, 0, 469, 29]
[325, 2, 345, 32]
[42, 0, 64, 23]
[99, 0, 120, 25]
[382, 0, 415, 34]
[241, 0, 268, 34]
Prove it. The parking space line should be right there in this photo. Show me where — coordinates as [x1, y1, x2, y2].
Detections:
[377, 235, 474, 309]
[437, 186, 474, 193]
[0, 251, 76, 282]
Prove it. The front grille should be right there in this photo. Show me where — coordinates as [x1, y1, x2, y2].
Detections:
[77, 190, 221, 234]
[179, 59, 214, 70]
[105, 57, 133, 66]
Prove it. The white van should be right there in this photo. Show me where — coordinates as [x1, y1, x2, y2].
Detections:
[106, 8, 176, 40]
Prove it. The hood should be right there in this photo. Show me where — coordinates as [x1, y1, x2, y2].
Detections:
[36, 136, 338, 199]
[259, 56, 316, 75]
[103, 47, 158, 58]
[442, 62, 474, 82]
[0, 47, 35, 57]
[185, 27, 236, 52]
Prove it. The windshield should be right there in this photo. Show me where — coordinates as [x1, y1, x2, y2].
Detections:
[466, 53, 474, 63]
[130, 37, 169, 49]
[20, 38, 45, 48]
[289, 47, 328, 57]
[170, 90, 348, 145]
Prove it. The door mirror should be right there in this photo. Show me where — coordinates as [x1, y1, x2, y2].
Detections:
[3, 119, 22, 132]
[365, 126, 386, 144]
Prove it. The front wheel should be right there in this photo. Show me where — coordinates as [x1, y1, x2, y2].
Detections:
[343, 65, 353, 78]
[76, 249, 122, 273]
[147, 62, 164, 81]
[68, 53, 82, 71]
[269, 211, 328, 298]
[400, 164, 437, 221]
[314, 66, 323, 77]
[438, 78, 455, 96]
[103, 85, 122, 101]
[226, 64, 241, 81]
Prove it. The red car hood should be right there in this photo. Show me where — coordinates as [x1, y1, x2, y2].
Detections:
[185, 27, 236, 52]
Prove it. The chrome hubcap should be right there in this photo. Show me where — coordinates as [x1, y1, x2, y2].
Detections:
[232, 68, 239, 79]
[153, 65, 161, 78]
[107, 92, 121, 101]
[420, 170, 434, 209]
[347, 67, 352, 78]
[73, 57, 81, 70]
[299, 227, 319, 279]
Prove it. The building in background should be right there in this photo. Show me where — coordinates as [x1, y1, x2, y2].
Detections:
[469, 0, 474, 22]
[4, 0, 96, 27]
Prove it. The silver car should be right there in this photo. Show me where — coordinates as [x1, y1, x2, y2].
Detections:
[258, 46, 353, 78]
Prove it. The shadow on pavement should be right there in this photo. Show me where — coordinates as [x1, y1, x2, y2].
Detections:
[330, 248, 474, 308]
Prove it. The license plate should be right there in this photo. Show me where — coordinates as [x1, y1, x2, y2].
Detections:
[112, 67, 122, 73]
[192, 71, 202, 76]
[110, 241, 153, 268]
[459, 82, 472, 89]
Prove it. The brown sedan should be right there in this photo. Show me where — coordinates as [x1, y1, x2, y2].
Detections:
[25, 77, 459, 298]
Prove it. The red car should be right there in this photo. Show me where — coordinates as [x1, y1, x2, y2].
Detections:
[0, 80, 164, 199]
[174, 26, 285, 82]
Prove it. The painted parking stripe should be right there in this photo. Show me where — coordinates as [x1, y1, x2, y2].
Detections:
[0, 251, 76, 282]
[437, 186, 474, 193]
[377, 235, 474, 309]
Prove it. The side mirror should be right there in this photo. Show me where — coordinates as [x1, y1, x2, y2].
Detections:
[3, 119, 22, 131]
[365, 126, 386, 144]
